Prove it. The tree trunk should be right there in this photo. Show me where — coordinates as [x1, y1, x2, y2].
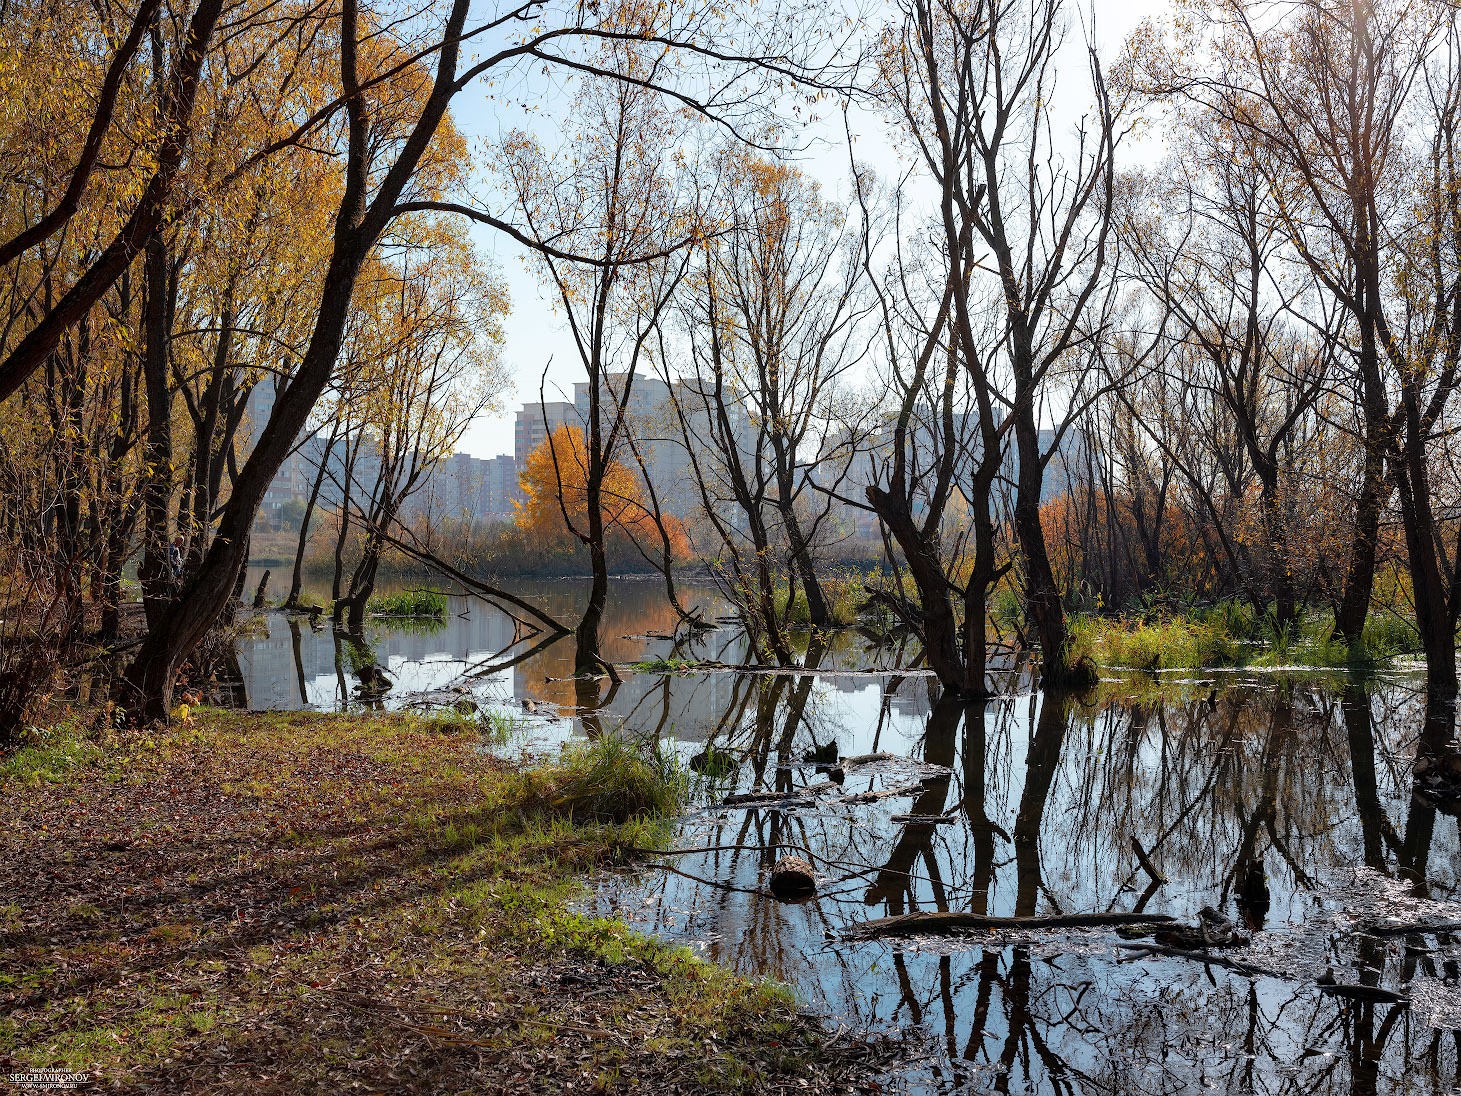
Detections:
[1012, 413, 1078, 687]
[866, 484, 987, 696]
[1336, 431, 1384, 647]
[286, 426, 337, 609]
[575, 533, 610, 676]
[773, 460, 829, 628]
[138, 230, 174, 631]
[121, 241, 366, 721]
[1395, 424, 1459, 700]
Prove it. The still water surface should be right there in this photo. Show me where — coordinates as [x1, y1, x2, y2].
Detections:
[232, 579, 1461, 1094]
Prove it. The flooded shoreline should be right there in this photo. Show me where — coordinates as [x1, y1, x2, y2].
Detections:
[227, 583, 1461, 1094]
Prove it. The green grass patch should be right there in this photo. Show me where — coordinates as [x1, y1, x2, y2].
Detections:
[1068, 600, 1424, 673]
[501, 734, 688, 825]
[778, 569, 871, 628]
[366, 588, 448, 619]
[0, 718, 104, 784]
[629, 656, 704, 673]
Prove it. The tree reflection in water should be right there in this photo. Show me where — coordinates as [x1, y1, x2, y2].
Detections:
[241, 590, 1461, 1092]
[593, 672, 1461, 1094]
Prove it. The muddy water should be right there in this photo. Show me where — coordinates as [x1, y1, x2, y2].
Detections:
[232, 584, 1461, 1094]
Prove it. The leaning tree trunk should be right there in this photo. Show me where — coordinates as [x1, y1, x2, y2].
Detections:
[866, 485, 985, 695]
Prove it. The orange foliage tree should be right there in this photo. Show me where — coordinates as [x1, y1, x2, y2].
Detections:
[516, 425, 689, 561]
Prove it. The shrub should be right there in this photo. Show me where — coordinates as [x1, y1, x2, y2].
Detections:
[778, 568, 873, 628]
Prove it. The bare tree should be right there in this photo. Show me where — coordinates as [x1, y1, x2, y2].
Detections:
[666, 150, 876, 660]
[1140, 0, 1439, 646]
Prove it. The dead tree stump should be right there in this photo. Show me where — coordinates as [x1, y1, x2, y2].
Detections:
[252, 569, 271, 609]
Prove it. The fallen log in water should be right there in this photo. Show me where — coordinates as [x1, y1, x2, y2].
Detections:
[721, 780, 835, 809]
[720, 793, 816, 810]
[1359, 918, 1461, 937]
[842, 780, 934, 805]
[1317, 970, 1409, 1004]
[769, 856, 818, 902]
[1116, 942, 1281, 980]
[842, 911, 1175, 941]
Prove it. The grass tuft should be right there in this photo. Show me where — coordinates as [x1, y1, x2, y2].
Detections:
[1068, 599, 1424, 673]
[0, 718, 103, 783]
[366, 588, 448, 619]
[503, 735, 688, 825]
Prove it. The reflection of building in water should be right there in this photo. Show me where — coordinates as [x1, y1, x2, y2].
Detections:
[886, 679, 934, 720]
[236, 598, 521, 709]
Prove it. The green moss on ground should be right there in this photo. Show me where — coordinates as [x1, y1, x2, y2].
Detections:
[0, 710, 873, 1092]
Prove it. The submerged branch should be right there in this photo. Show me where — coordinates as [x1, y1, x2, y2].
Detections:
[842, 911, 1175, 941]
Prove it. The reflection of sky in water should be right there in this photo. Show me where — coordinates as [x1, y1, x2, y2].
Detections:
[232, 587, 1461, 1094]
[591, 676, 1461, 1094]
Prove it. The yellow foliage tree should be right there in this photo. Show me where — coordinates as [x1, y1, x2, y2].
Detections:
[516, 424, 688, 560]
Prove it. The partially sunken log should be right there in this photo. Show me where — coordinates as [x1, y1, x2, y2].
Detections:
[843, 911, 1175, 941]
[722, 781, 835, 809]
[769, 856, 817, 902]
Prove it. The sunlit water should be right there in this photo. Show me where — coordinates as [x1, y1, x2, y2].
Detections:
[230, 579, 1461, 1094]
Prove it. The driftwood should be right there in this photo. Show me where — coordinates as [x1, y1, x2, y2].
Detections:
[891, 813, 956, 825]
[722, 779, 835, 809]
[1116, 942, 1283, 980]
[843, 911, 1175, 941]
[842, 752, 899, 766]
[1360, 919, 1461, 937]
[1153, 906, 1248, 950]
[769, 856, 818, 902]
[1317, 971, 1409, 1004]
[721, 793, 813, 810]
[843, 780, 933, 804]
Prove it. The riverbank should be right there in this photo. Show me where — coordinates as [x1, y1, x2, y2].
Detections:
[0, 710, 880, 1092]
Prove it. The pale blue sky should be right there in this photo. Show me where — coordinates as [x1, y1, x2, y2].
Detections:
[448, 0, 1169, 458]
